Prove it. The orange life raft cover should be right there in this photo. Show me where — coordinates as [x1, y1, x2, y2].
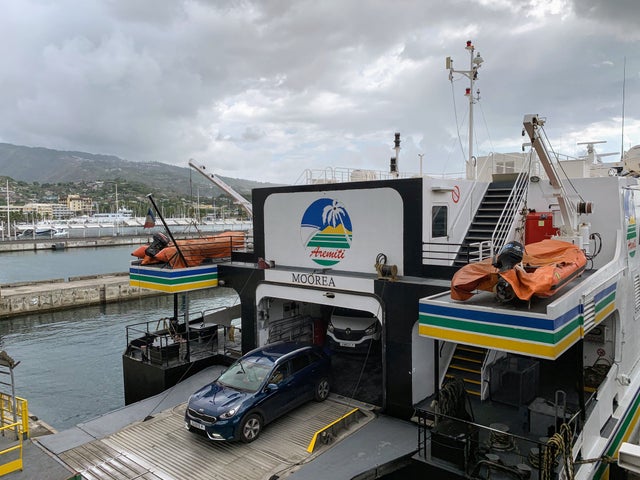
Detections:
[132, 231, 246, 268]
[450, 239, 587, 302]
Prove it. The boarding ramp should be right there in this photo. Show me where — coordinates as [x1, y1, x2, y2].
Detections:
[56, 397, 372, 480]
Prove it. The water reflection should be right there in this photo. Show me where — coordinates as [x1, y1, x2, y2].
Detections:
[0, 287, 238, 430]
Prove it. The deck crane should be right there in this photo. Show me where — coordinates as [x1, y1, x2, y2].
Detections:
[188, 159, 253, 219]
[522, 114, 593, 251]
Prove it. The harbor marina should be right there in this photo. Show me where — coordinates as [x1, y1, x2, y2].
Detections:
[6, 42, 640, 478]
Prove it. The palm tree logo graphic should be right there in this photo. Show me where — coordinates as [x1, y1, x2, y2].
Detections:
[301, 198, 353, 266]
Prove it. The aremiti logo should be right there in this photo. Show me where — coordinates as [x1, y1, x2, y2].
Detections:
[300, 198, 353, 267]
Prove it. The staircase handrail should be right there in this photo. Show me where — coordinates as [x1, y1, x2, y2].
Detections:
[439, 342, 457, 387]
[469, 240, 493, 263]
[480, 349, 506, 400]
[447, 181, 490, 259]
[489, 166, 530, 257]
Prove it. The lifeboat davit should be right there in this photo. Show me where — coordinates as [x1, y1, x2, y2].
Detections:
[451, 239, 587, 302]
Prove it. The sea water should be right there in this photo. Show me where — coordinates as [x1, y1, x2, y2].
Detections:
[0, 246, 238, 430]
[0, 245, 136, 284]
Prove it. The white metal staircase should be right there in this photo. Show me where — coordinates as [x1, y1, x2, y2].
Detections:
[454, 172, 529, 266]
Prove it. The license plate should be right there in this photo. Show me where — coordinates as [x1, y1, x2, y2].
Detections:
[339, 341, 356, 348]
[190, 420, 206, 430]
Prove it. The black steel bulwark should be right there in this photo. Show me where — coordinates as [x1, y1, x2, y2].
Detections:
[122, 312, 238, 404]
[122, 353, 230, 405]
[374, 279, 447, 418]
[217, 263, 262, 353]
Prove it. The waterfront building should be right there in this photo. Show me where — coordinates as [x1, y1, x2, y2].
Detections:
[66, 194, 93, 215]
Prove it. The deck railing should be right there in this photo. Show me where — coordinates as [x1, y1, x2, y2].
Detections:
[415, 407, 563, 479]
[423, 241, 498, 268]
[422, 241, 467, 265]
[295, 167, 419, 185]
[0, 394, 28, 440]
[0, 394, 28, 476]
[124, 311, 242, 366]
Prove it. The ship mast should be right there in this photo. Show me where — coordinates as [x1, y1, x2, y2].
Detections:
[447, 41, 484, 180]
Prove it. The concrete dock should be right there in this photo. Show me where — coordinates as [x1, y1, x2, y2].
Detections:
[0, 273, 161, 318]
[0, 235, 160, 254]
[0, 231, 247, 317]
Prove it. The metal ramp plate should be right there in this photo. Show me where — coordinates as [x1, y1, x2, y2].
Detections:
[59, 399, 370, 480]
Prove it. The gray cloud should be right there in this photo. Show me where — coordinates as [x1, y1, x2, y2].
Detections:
[0, 0, 638, 182]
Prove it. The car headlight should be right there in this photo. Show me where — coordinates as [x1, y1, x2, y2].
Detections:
[220, 407, 239, 419]
[365, 322, 378, 335]
[327, 323, 334, 332]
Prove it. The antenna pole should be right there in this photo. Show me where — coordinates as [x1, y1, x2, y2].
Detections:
[467, 44, 475, 180]
[447, 41, 483, 180]
[621, 56, 626, 161]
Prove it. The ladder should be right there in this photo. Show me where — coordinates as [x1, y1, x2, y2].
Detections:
[444, 345, 488, 397]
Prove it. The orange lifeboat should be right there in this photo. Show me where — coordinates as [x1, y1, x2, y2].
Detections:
[451, 239, 587, 302]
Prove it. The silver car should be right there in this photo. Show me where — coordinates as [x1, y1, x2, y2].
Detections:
[327, 309, 380, 353]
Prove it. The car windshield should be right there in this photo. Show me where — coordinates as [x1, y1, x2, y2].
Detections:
[217, 358, 272, 392]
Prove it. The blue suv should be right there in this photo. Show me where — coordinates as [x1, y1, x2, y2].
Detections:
[185, 342, 331, 442]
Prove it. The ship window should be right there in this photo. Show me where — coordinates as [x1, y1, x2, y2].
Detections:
[496, 161, 516, 173]
[432, 206, 447, 238]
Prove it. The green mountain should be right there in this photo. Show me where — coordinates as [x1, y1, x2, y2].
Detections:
[0, 142, 276, 196]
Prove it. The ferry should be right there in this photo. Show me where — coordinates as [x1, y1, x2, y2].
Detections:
[169, 45, 640, 480]
[8, 43, 640, 480]
[114, 113, 640, 479]
[204, 112, 640, 479]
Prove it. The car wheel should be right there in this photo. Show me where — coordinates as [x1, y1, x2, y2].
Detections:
[240, 413, 262, 443]
[314, 377, 330, 401]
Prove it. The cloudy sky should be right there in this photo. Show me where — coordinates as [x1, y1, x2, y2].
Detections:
[1, 0, 639, 183]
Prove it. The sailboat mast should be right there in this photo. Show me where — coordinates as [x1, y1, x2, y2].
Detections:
[6, 179, 9, 239]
